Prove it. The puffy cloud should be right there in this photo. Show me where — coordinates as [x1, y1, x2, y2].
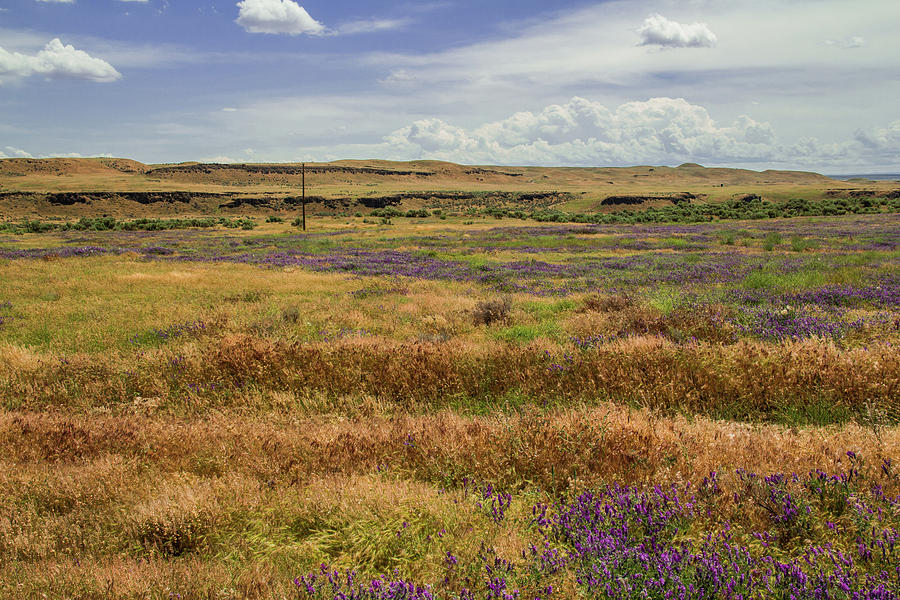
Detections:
[638, 13, 717, 48]
[235, 0, 325, 35]
[0, 38, 121, 83]
[0, 147, 112, 159]
[386, 97, 777, 166]
[854, 121, 900, 152]
[0, 146, 34, 158]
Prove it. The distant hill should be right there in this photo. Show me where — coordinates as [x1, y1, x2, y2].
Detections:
[0, 157, 147, 177]
[2, 157, 892, 220]
[1, 157, 835, 186]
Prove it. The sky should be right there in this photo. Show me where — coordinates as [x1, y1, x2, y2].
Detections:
[0, 0, 898, 172]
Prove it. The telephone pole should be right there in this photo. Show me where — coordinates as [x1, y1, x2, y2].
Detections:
[301, 162, 306, 231]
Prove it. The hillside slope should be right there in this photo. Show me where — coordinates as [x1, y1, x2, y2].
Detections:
[1, 157, 894, 219]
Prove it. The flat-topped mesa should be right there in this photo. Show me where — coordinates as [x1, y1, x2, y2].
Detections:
[145, 163, 436, 177]
[0, 157, 148, 176]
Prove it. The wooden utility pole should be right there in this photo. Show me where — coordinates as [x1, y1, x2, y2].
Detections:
[301, 162, 306, 231]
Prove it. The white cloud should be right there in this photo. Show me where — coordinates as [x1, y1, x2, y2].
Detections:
[637, 13, 717, 48]
[200, 155, 243, 163]
[379, 68, 416, 85]
[376, 97, 900, 171]
[1, 146, 33, 158]
[235, 0, 325, 35]
[0, 147, 115, 159]
[385, 97, 776, 166]
[0, 38, 121, 83]
[35, 0, 75, 4]
[854, 121, 900, 152]
[336, 18, 410, 35]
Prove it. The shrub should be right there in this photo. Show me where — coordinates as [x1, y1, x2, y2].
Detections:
[473, 297, 512, 326]
[716, 230, 737, 245]
[790, 236, 819, 252]
[282, 305, 300, 323]
[580, 294, 633, 313]
[762, 232, 782, 251]
[371, 208, 404, 218]
[266, 216, 284, 223]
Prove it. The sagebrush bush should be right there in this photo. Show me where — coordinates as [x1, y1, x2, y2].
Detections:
[472, 297, 512, 326]
[282, 305, 301, 323]
[580, 294, 633, 313]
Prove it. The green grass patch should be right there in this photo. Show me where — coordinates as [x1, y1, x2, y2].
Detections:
[494, 322, 562, 343]
[646, 288, 683, 315]
[789, 236, 819, 252]
[762, 232, 783, 252]
[660, 236, 692, 249]
[522, 299, 575, 317]
[741, 269, 827, 291]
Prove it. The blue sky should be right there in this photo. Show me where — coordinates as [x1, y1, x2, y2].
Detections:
[1, 0, 898, 171]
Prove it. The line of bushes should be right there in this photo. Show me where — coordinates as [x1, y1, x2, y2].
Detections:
[0, 216, 257, 234]
[363, 195, 899, 224]
[370, 208, 431, 218]
[523, 195, 900, 224]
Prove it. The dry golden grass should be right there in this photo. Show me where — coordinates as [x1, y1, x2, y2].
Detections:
[1, 392, 897, 596]
[1, 406, 896, 492]
[2, 331, 896, 421]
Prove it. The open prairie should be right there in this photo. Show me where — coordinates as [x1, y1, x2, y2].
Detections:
[1, 159, 899, 599]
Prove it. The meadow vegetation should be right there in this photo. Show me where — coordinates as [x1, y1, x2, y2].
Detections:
[0, 162, 899, 598]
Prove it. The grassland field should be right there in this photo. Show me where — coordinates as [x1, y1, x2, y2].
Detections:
[1, 158, 899, 599]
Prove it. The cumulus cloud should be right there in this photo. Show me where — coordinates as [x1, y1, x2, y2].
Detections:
[854, 121, 900, 152]
[638, 14, 717, 48]
[0, 147, 114, 159]
[0, 38, 121, 83]
[0, 146, 34, 158]
[235, 0, 325, 35]
[386, 97, 776, 166]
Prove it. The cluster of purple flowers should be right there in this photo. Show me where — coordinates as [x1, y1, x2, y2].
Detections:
[730, 281, 900, 311]
[730, 305, 866, 342]
[463, 479, 513, 524]
[295, 567, 435, 600]
[297, 458, 900, 599]
[0, 245, 111, 260]
[571, 334, 620, 350]
[725, 276, 899, 342]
